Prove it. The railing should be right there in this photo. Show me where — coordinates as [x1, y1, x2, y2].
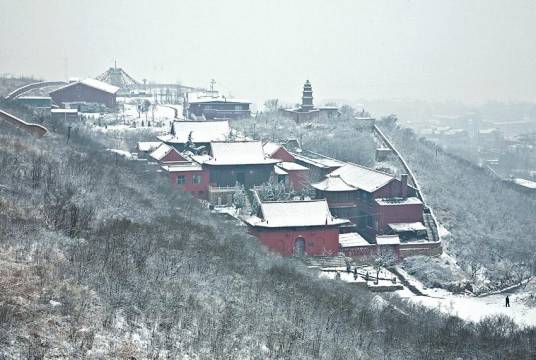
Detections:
[0, 109, 48, 137]
[6, 81, 67, 100]
[208, 185, 239, 191]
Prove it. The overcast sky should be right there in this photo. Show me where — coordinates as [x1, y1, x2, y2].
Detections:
[1, 0, 535, 106]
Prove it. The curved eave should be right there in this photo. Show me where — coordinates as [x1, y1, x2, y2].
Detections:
[245, 219, 350, 229]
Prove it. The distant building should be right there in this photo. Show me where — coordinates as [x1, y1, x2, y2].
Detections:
[244, 199, 349, 256]
[50, 108, 79, 122]
[136, 141, 163, 155]
[15, 96, 52, 109]
[281, 80, 340, 122]
[149, 143, 188, 164]
[49, 78, 119, 109]
[161, 162, 210, 200]
[184, 93, 251, 120]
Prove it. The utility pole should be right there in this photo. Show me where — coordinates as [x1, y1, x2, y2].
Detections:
[210, 79, 216, 95]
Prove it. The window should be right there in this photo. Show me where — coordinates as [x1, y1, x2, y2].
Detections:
[177, 175, 186, 185]
[192, 174, 202, 184]
[236, 172, 245, 185]
[366, 214, 374, 227]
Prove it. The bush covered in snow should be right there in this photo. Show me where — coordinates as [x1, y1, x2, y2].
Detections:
[232, 106, 376, 166]
[401, 256, 468, 292]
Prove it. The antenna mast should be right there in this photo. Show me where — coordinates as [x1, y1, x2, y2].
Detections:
[210, 79, 216, 94]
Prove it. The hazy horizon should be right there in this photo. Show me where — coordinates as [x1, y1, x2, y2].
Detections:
[1, 0, 536, 106]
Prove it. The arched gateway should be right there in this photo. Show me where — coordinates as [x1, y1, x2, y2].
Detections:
[294, 237, 305, 256]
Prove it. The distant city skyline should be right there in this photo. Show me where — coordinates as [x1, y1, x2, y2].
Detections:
[1, 0, 536, 106]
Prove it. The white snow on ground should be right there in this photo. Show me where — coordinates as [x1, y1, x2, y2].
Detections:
[319, 266, 400, 288]
[120, 102, 176, 121]
[397, 288, 536, 326]
[211, 205, 243, 221]
[395, 267, 536, 326]
[106, 149, 137, 159]
[437, 224, 450, 238]
[88, 103, 176, 135]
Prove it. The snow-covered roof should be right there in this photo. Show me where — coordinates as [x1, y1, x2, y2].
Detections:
[376, 235, 400, 246]
[327, 164, 395, 193]
[52, 78, 119, 94]
[18, 96, 51, 100]
[191, 154, 211, 164]
[137, 141, 162, 152]
[388, 222, 427, 233]
[51, 109, 78, 114]
[311, 175, 356, 192]
[513, 178, 536, 189]
[201, 141, 279, 166]
[244, 199, 349, 228]
[375, 197, 423, 206]
[339, 232, 371, 248]
[158, 120, 230, 144]
[292, 151, 346, 169]
[149, 143, 180, 161]
[277, 162, 309, 171]
[161, 163, 203, 172]
[80, 78, 120, 94]
[263, 142, 282, 157]
[188, 93, 251, 104]
[274, 166, 288, 175]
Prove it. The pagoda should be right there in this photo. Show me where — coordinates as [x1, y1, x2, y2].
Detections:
[281, 80, 340, 122]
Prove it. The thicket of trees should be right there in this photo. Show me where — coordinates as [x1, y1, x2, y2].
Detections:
[378, 118, 536, 292]
[1, 104, 536, 358]
[232, 108, 376, 166]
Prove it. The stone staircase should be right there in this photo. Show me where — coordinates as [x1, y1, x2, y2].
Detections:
[302, 253, 350, 268]
[240, 190, 253, 216]
[423, 210, 439, 242]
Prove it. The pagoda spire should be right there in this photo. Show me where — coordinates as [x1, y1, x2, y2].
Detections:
[301, 79, 314, 111]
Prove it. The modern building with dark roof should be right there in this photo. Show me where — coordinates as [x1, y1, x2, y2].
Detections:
[184, 93, 251, 119]
[49, 78, 119, 108]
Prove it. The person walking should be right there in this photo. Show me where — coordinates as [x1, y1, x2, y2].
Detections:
[506, 295, 510, 307]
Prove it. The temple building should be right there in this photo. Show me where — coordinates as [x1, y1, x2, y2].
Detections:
[281, 80, 340, 122]
[311, 164, 424, 242]
[244, 199, 349, 256]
